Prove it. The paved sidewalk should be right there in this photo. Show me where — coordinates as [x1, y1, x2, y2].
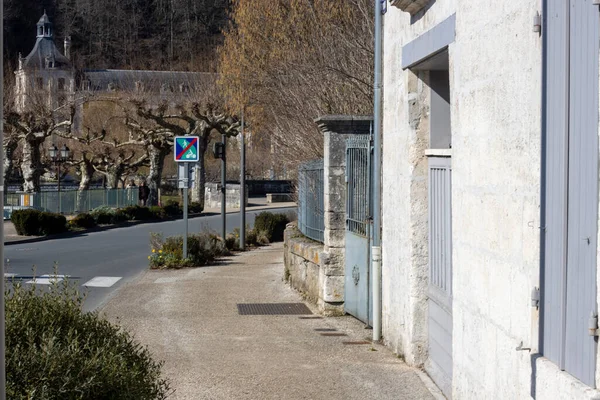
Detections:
[101, 243, 439, 400]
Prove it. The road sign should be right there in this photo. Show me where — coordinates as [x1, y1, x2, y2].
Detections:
[174, 136, 200, 162]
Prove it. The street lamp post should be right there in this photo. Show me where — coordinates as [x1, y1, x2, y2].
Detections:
[49, 144, 71, 214]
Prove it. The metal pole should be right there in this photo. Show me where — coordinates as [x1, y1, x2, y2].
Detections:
[57, 162, 61, 214]
[0, 0, 7, 396]
[240, 109, 246, 250]
[372, 0, 383, 342]
[221, 133, 227, 240]
[183, 164, 189, 259]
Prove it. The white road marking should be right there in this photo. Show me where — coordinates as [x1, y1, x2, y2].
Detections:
[4, 273, 17, 278]
[82, 276, 122, 288]
[26, 274, 68, 285]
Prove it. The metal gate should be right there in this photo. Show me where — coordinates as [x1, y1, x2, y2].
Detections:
[344, 136, 372, 324]
[426, 155, 453, 397]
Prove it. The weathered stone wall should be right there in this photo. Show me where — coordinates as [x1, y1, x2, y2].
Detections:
[204, 183, 248, 209]
[283, 225, 342, 314]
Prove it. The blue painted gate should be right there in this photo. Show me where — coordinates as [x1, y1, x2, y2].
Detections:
[344, 136, 373, 325]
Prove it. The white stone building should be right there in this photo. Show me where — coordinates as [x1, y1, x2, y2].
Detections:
[381, 0, 600, 399]
[15, 12, 75, 113]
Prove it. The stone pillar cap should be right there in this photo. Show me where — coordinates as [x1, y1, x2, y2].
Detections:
[314, 115, 373, 135]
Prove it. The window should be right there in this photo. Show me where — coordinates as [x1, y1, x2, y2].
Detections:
[58, 78, 65, 91]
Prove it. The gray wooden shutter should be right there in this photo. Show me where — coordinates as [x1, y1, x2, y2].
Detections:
[542, 0, 570, 368]
[564, 0, 599, 386]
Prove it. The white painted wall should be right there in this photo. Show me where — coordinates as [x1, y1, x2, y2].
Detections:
[381, 0, 456, 369]
[382, 1, 600, 398]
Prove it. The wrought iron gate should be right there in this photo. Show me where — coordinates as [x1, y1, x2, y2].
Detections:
[344, 136, 372, 324]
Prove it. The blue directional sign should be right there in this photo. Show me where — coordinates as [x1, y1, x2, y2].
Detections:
[174, 136, 200, 162]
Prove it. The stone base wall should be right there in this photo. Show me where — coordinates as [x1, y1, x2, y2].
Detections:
[204, 183, 248, 209]
[284, 225, 344, 315]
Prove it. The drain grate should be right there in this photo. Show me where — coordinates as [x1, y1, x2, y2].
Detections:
[299, 316, 323, 320]
[237, 303, 313, 315]
[314, 328, 337, 332]
[342, 341, 371, 345]
[320, 332, 348, 337]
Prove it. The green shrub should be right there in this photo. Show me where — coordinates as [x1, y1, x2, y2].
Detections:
[225, 234, 238, 251]
[38, 212, 68, 235]
[91, 206, 116, 225]
[162, 200, 181, 217]
[111, 209, 129, 224]
[11, 209, 42, 236]
[256, 229, 270, 245]
[149, 231, 226, 269]
[253, 212, 290, 242]
[121, 205, 153, 221]
[149, 206, 166, 220]
[11, 209, 67, 236]
[189, 202, 204, 214]
[69, 213, 96, 229]
[6, 280, 171, 399]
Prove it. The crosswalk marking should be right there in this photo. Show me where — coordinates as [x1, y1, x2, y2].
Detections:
[82, 276, 122, 288]
[26, 274, 69, 285]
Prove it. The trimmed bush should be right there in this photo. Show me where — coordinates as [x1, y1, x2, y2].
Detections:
[11, 209, 67, 236]
[38, 212, 68, 235]
[69, 213, 97, 229]
[91, 206, 116, 225]
[189, 202, 204, 214]
[149, 206, 166, 220]
[121, 205, 153, 221]
[253, 212, 290, 242]
[162, 200, 181, 217]
[11, 209, 42, 236]
[6, 280, 171, 399]
[149, 231, 226, 269]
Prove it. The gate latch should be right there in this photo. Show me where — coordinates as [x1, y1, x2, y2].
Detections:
[589, 312, 599, 337]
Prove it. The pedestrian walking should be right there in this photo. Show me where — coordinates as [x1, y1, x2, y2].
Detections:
[138, 181, 150, 206]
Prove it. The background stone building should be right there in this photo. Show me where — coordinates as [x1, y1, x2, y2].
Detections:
[14, 12, 75, 113]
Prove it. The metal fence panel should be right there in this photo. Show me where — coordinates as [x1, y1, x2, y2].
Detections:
[297, 160, 324, 243]
[3, 188, 139, 217]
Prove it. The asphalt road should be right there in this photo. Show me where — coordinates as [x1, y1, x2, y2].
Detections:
[4, 208, 294, 311]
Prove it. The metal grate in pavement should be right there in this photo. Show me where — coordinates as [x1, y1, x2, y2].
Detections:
[237, 303, 313, 315]
[342, 341, 371, 345]
[314, 328, 337, 332]
[320, 332, 348, 337]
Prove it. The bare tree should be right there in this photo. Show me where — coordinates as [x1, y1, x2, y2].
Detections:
[5, 105, 75, 192]
[123, 100, 239, 207]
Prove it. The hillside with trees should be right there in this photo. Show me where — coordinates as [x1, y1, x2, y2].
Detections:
[5, 0, 230, 72]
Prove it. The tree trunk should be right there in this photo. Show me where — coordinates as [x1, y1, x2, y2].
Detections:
[106, 170, 120, 189]
[3, 138, 18, 193]
[191, 138, 207, 211]
[147, 145, 168, 206]
[21, 139, 43, 193]
[77, 159, 95, 212]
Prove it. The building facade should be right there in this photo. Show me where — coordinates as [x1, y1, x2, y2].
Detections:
[15, 12, 75, 113]
[381, 0, 600, 399]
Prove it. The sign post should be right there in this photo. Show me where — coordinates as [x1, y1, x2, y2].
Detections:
[174, 136, 200, 259]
